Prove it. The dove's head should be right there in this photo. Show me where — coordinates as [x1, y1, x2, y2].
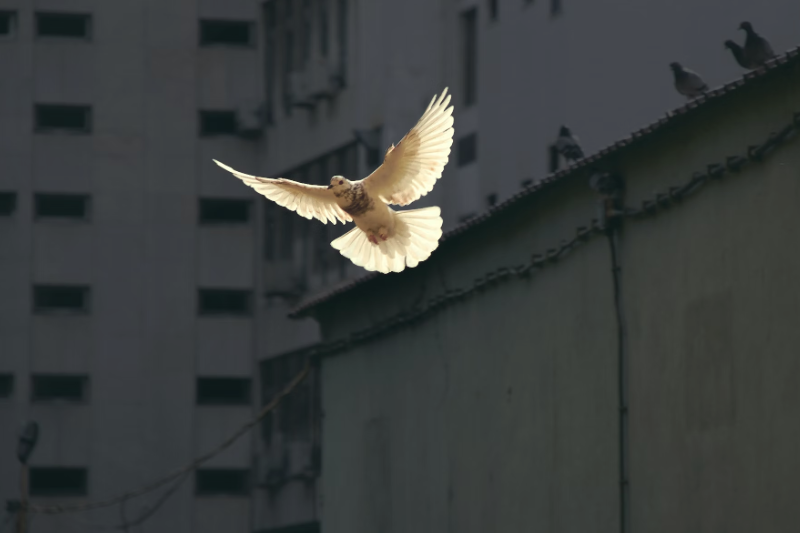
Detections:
[328, 176, 352, 193]
[669, 62, 682, 72]
[559, 125, 571, 136]
[739, 21, 753, 32]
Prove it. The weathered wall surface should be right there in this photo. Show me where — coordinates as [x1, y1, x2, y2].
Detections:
[316, 64, 800, 532]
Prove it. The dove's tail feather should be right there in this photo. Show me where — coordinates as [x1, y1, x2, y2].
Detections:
[330, 206, 443, 274]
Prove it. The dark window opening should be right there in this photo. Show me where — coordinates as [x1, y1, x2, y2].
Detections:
[35, 193, 89, 219]
[549, 144, 560, 173]
[461, 8, 477, 106]
[196, 377, 252, 405]
[283, 30, 295, 115]
[0, 192, 17, 216]
[33, 285, 90, 314]
[198, 288, 252, 316]
[319, 0, 329, 57]
[488, 0, 498, 20]
[337, 0, 348, 85]
[199, 20, 252, 46]
[35, 105, 91, 133]
[458, 133, 477, 166]
[196, 469, 250, 496]
[261, 354, 312, 441]
[30, 468, 88, 496]
[199, 198, 251, 224]
[0, 11, 17, 37]
[301, 0, 311, 66]
[31, 375, 89, 402]
[279, 209, 295, 260]
[263, 3, 277, 125]
[36, 12, 91, 39]
[0, 374, 13, 398]
[199, 110, 238, 137]
[551, 0, 563, 17]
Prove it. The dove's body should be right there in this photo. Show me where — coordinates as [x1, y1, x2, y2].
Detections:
[213, 88, 454, 274]
[333, 182, 394, 241]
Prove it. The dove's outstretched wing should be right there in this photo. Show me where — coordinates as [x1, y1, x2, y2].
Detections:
[359, 88, 454, 206]
[213, 160, 352, 224]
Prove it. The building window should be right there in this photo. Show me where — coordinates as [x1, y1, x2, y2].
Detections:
[264, 142, 357, 270]
[548, 144, 560, 173]
[33, 285, 90, 314]
[319, 0, 329, 57]
[34, 193, 90, 220]
[0, 374, 13, 398]
[35, 104, 92, 134]
[0, 192, 17, 216]
[261, 354, 312, 441]
[30, 467, 88, 496]
[301, 0, 312, 66]
[196, 377, 252, 405]
[461, 8, 477, 106]
[263, 3, 277, 125]
[337, 0, 348, 85]
[551, 0, 563, 17]
[36, 12, 91, 39]
[199, 198, 251, 224]
[199, 20, 253, 46]
[458, 133, 477, 166]
[199, 110, 238, 137]
[488, 0, 498, 21]
[31, 375, 89, 402]
[195, 469, 250, 496]
[0, 11, 17, 38]
[198, 289, 252, 316]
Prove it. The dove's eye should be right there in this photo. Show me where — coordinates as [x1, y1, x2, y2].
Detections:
[338, 180, 343, 185]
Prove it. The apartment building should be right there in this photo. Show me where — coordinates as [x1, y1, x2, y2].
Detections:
[1, 0, 798, 532]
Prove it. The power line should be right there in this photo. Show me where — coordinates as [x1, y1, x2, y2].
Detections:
[26, 360, 311, 516]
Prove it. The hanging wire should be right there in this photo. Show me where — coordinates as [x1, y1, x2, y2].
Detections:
[287, 112, 799, 360]
[26, 360, 310, 516]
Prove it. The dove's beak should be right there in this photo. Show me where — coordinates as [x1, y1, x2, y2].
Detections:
[327, 184, 333, 189]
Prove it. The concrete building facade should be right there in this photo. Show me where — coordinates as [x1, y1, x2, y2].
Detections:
[295, 53, 800, 532]
[1, 0, 799, 532]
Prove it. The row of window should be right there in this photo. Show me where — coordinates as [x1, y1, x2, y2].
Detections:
[23, 104, 254, 136]
[486, 0, 563, 21]
[0, 193, 251, 224]
[0, 374, 251, 405]
[26, 467, 250, 497]
[0, 11, 254, 46]
[27, 286, 253, 315]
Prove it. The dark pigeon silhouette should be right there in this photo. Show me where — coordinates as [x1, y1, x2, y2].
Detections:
[555, 126, 584, 163]
[725, 40, 758, 70]
[740, 21, 776, 67]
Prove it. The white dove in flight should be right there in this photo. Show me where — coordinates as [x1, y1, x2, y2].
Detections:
[214, 88, 454, 274]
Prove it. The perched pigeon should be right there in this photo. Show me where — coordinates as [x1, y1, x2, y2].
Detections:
[669, 62, 708, 99]
[555, 126, 584, 162]
[214, 89, 454, 274]
[740, 21, 776, 67]
[724, 40, 759, 69]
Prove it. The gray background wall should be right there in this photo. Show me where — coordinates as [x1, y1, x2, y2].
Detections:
[314, 62, 800, 533]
